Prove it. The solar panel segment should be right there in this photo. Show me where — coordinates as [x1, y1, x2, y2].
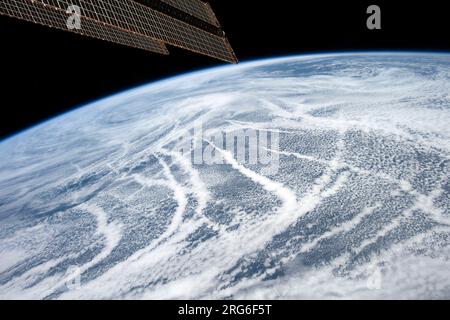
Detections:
[0, 0, 169, 54]
[0, 0, 237, 63]
[160, 0, 221, 26]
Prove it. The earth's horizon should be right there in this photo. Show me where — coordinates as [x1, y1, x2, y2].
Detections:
[0, 52, 449, 299]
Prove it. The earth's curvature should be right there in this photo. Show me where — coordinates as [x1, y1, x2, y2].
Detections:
[0, 53, 450, 299]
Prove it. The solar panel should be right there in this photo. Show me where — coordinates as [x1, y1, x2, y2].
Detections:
[0, 0, 169, 54]
[137, 3, 237, 63]
[0, 0, 237, 63]
[160, 0, 220, 26]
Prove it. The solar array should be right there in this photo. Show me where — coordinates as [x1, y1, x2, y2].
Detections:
[0, 0, 169, 54]
[160, 0, 220, 26]
[0, 0, 238, 63]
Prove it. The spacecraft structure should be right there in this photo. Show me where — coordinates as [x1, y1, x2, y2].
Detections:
[0, 0, 238, 63]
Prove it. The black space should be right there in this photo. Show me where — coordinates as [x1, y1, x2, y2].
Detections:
[0, 0, 449, 140]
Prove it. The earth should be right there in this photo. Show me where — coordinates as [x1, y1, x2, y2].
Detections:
[0, 53, 449, 299]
